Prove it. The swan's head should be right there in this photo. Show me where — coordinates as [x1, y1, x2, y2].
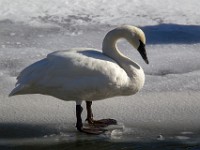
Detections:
[122, 25, 149, 64]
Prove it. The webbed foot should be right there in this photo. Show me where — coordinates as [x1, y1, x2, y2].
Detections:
[79, 127, 107, 135]
[86, 118, 117, 128]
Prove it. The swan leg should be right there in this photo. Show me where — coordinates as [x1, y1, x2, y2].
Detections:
[75, 104, 106, 134]
[76, 105, 83, 132]
[86, 101, 117, 127]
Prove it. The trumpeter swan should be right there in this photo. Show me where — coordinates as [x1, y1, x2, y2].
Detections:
[10, 25, 149, 134]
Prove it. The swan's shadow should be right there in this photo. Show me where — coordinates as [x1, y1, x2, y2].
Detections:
[142, 24, 200, 44]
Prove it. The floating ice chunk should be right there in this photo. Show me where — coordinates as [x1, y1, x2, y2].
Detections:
[181, 131, 193, 135]
[110, 129, 123, 140]
[10, 33, 16, 36]
[104, 122, 124, 131]
[1, 45, 6, 48]
[59, 132, 70, 137]
[38, 34, 44, 38]
[157, 134, 165, 141]
[49, 134, 57, 137]
[176, 136, 190, 140]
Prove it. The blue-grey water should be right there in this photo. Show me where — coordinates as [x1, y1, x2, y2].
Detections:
[1, 122, 200, 150]
[1, 130, 200, 150]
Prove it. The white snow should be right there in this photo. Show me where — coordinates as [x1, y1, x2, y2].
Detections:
[0, 0, 200, 141]
[0, 0, 200, 26]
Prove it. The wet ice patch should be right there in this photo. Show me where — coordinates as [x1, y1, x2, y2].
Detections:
[181, 131, 194, 135]
[175, 136, 191, 140]
[157, 135, 165, 141]
[110, 129, 123, 140]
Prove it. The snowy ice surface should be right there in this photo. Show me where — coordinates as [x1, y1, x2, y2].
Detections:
[0, 0, 200, 144]
[0, 0, 200, 26]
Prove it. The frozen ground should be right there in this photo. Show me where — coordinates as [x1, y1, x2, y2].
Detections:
[0, 0, 200, 149]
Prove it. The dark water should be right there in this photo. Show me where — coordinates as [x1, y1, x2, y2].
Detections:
[1, 138, 200, 150]
[2, 141, 200, 150]
[1, 128, 200, 150]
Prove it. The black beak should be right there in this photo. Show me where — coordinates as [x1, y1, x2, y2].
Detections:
[138, 40, 149, 64]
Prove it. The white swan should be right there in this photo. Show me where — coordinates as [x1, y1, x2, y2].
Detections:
[9, 25, 149, 134]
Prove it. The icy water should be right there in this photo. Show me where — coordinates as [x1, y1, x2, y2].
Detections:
[1, 120, 200, 150]
[1, 128, 200, 150]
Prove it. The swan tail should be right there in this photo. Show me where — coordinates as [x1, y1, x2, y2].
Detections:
[9, 84, 30, 97]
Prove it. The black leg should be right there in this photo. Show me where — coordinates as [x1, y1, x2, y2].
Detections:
[85, 101, 117, 127]
[75, 104, 106, 134]
[86, 101, 94, 124]
[76, 105, 83, 132]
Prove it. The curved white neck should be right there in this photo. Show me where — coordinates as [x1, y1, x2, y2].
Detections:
[102, 28, 126, 59]
[102, 28, 141, 77]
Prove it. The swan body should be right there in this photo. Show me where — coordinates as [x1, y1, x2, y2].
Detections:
[10, 48, 144, 101]
[10, 25, 149, 134]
